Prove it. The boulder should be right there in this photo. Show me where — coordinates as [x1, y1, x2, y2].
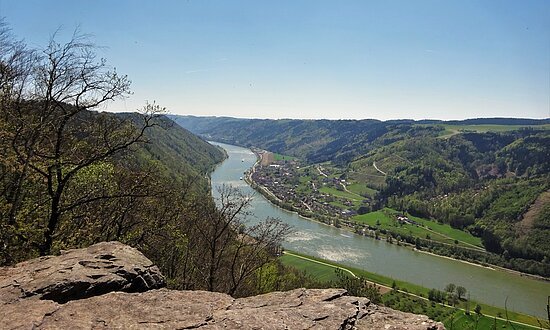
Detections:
[0, 241, 165, 304]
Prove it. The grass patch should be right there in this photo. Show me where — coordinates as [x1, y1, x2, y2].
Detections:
[348, 170, 387, 189]
[353, 209, 394, 225]
[449, 312, 537, 330]
[473, 301, 544, 328]
[278, 254, 339, 282]
[385, 292, 539, 330]
[353, 209, 451, 245]
[407, 214, 483, 247]
[273, 153, 297, 161]
[352, 208, 483, 249]
[319, 186, 361, 201]
[346, 183, 377, 197]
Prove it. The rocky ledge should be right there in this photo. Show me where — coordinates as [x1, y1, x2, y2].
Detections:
[0, 242, 444, 329]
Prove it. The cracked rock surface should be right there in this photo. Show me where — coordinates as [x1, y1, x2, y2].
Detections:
[0, 241, 165, 304]
[0, 242, 444, 329]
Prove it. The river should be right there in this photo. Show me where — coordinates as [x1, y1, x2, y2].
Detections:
[209, 142, 549, 319]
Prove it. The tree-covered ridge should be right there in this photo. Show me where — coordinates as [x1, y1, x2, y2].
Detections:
[170, 115, 390, 164]
[358, 129, 549, 275]
[118, 113, 225, 189]
[0, 102, 225, 264]
[172, 115, 548, 166]
[352, 130, 549, 273]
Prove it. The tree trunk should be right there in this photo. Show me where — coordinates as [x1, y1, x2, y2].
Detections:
[40, 191, 61, 256]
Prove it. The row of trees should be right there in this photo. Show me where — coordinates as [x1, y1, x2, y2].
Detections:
[0, 19, 290, 297]
[333, 268, 381, 304]
[428, 283, 467, 306]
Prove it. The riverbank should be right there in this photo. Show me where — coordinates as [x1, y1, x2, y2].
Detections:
[279, 251, 547, 329]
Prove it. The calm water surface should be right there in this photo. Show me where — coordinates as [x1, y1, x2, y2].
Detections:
[210, 142, 549, 318]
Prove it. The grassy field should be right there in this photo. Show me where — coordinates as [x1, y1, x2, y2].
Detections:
[407, 214, 483, 248]
[352, 208, 483, 249]
[346, 182, 377, 197]
[386, 291, 539, 330]
[347, 169, 387, 190]
[448, 312, 539, 330]
[319, 186, 361, 201]
[278, 254, 339, 282]
[279, 252, 545, 329]
[273, 152, 297, 161]
[353, 209, 394, 225]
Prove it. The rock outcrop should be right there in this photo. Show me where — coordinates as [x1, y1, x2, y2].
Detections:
[0, 242, 445, 330]
[0, 241, 165, 304]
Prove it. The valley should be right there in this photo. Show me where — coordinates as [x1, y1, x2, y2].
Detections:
[3, 5, 550, 328]
[175, 115, 550, 278]
[209, 141, 550, 321]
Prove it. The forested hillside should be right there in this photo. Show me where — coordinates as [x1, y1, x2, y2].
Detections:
[170, 115, 392, 164]
[118, 113, 225, 190]
[173, 115, 550, 276]
[0, 21, 292, 298]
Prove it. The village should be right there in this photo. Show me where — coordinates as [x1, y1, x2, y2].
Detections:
[249, 150, 365, 220]
[247, 150, 428, 242]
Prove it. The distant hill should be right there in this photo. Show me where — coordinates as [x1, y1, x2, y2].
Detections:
[170, 115, 394, 164]
[417, 118, 550, 125]
[170, 115, 548, 165]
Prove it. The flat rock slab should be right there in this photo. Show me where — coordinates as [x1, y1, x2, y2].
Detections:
[2, 288, 444, 329]
[0, 241, 165, 304]
[0, 242, 444, 329]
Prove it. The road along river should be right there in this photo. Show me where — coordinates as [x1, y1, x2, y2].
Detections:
[209, 142, 549, 319]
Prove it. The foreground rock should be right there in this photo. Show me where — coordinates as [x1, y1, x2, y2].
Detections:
[0, 242, 444, 330]
[0, 241, 165, 304]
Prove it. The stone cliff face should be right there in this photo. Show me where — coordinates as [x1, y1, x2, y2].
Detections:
[0, 242, 445, 329]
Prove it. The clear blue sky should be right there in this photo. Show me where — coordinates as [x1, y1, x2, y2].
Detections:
[1, 0, 549, 120]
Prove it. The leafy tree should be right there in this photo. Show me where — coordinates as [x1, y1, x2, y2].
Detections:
[0, 24, 164, 256]
[428, 288, 445, 303]
[444, 283, 456, 295]
[456, 286, 466, 300]
[184, 185, 291, 296]
[474, 304, 482, 315]
[334, 268, 381, 304]
[448, 294, 458, 306]
[0, 20, 291, 300]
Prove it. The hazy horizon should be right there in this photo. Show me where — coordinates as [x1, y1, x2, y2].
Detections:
[2, 0, 549, 120]
[172, 114, 550, 122]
